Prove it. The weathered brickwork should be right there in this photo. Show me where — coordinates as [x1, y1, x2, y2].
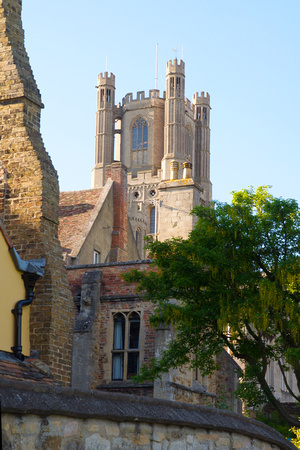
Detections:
[105, 162, 128, 262]
[0, 162, 6, 219]
[0, 0, 73, 384]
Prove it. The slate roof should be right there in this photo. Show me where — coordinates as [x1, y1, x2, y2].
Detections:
[0, 352, 58, 386]
[58, 186, 110, 258]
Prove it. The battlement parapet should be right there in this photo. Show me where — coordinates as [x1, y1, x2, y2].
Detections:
[166, 58, 185, 76]
[97, 72, 115, 87]
[185, 98, 193, 112]
[122, 89, 165, 106]
[193, 91, 210, 105]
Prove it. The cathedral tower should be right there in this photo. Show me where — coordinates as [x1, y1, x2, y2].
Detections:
[162, 59, 186, 180]
[92, 72, 115, 187]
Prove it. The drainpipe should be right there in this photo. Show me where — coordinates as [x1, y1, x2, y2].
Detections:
[11, 272, 40, 361]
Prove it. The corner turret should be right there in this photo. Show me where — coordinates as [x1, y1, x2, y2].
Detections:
[162, 59, 186, 179]
[193, 91, 212, 203]
[92, 72, 116, 187]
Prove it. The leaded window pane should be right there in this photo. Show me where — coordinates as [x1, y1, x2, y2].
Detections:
[113, 314, 125, 350]
[143, 125, 148, 148]
[138, 124, 143, 149]
[132, 126, 137, 150]
[127, 352, 139, 379]
[129, 313, 140, 349]
[112, 354, 124, 380]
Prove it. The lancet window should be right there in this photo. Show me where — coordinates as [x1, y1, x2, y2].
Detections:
[112, 312, 140, 380]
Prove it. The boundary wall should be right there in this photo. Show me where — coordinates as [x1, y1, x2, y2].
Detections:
[0, 379, 295, 449]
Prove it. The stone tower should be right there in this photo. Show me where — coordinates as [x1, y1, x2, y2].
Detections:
[0, 0, 73, 384]
[92, 72, 116, 188]
[91, 59, 211, 257]
[162, 59, 186, 180]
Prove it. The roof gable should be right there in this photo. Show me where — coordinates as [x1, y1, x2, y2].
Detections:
[59, 182, 113, 259]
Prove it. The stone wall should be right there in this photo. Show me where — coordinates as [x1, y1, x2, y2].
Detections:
[0, 0, 73, 384]
[158, 179, 205, 241]
[0, 380, 295, 449]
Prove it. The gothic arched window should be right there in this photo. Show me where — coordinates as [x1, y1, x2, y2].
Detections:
[132, 118, 148, 151]
[112, 312, 140, 380]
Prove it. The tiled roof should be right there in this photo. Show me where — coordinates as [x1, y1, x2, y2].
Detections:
[58, 188, 105, 258]
[0, 353, 58, 386]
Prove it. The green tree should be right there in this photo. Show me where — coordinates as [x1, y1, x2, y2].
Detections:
[124, 186, 300, 428]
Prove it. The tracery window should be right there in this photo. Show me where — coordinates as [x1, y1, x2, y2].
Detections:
[132, 118, 148, 151]
[112, 312, 140, 380]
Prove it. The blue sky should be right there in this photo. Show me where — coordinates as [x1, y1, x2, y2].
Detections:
[22, 1, 300, 204]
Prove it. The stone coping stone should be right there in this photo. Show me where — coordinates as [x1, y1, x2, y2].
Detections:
[66, 259, 152, 270]
[0, 379, 295, 449]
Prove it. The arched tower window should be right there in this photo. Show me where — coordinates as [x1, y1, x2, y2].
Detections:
[132, 118, 148, 150]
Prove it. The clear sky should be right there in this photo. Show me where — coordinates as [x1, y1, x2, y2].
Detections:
[22, 1, 300, 204]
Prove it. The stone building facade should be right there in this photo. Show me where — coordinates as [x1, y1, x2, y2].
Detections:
[92, 60, 212, 258]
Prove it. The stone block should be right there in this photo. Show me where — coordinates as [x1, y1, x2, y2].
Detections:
[64, 421, 79, 437]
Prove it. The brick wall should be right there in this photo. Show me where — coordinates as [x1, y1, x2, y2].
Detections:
[0, 0, 73, 384]
[105, 162, 128, 262]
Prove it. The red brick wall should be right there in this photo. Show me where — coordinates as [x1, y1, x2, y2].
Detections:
[105, 162, 128, 262]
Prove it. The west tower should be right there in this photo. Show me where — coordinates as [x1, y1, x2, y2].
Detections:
[92, 59, 212, 257]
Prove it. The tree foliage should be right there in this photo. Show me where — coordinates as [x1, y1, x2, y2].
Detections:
[124, 186, 300, 427]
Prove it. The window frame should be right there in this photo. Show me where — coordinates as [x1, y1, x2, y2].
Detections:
[93, 250, 101, 264]
[111, 311, 141, 381]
